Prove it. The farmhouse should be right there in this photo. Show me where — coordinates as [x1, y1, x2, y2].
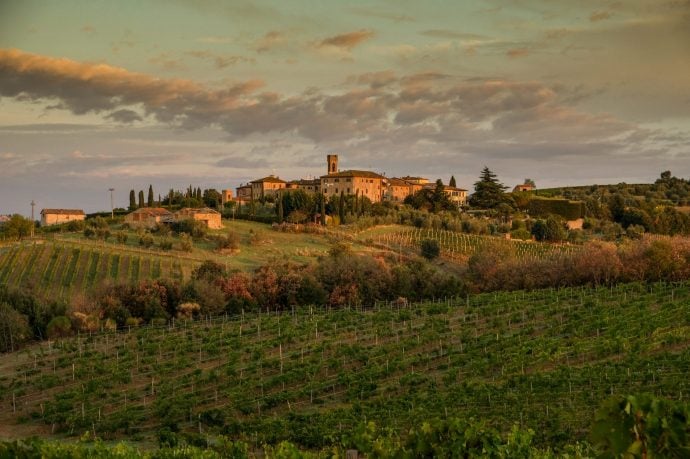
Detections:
[513, 180, 536, 192]
[40, 209, 85, 226]
[175, 207, 222, 229]
[0, 215, 10, 225]
[124, 207, 173, 228]
[443, 186, 468, 206]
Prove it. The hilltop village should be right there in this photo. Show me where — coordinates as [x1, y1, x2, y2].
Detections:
[231, 154, 470, 207]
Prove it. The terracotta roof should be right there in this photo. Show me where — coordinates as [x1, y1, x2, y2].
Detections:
[129, 207, 172, 216]
[444, 186, 467, 192]
[176, 207, 220, 215]
[388, 178, 413, 186]
[41, 209, 85, 215]
[289, 179, 320, 186]
[0, 215, 10, 223]
[322, 169, 385, 179]
[251, 176, 286, 184]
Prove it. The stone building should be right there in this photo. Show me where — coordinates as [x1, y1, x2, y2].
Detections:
[221, 189, 233, 206]
[235, 184, 252, 203]
[124, 207, 173, 228]
[40, 209, 85, 226]
[250, 175, 286, 200]
[286, 179, 320, 193]
[175, 207, 222, 229]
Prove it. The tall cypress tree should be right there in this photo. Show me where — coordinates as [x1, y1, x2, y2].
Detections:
[320, 193, 326, 226]
[277, 193, 284, 223]
[138, 190, 145, 208]
[129, 190, 136, 210]
[449, 175, 457, 188]
[147, 185, 154, 207]
[339, 191, 346, 224]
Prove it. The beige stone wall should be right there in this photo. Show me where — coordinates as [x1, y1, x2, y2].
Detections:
[386, 184, 412, 202]
[320, 176, 383, 202]
[41, 213, 85, 226]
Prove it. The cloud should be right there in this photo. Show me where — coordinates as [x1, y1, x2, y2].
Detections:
[0, 48, 264, 126]
[215, 156, 269, 168]
[186, 50, 255, 68]
[316, 30, 375, 50]
[506, 48, 529, 58]
[347, 70, 397, 89]
[148, 52, 186, 70]
[252, 31, 288, 53]
[80, 25, 96, 35]
[590, 10, 612, 22]
[105, 109, 143, 124]
[419, 29, 487, 40]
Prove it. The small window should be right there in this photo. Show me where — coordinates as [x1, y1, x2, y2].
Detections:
[335, 179, 340, 183]
[347, 188, 350, 193]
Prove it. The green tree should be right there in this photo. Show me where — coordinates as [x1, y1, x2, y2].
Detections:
[138, 190, 145, 208]
[0, 302, 31, 352]
[449, 175, 457, 188]
[129, 189, 136, 210]
[420, 239, 440, 260]
[202, 189, 222, 209]
[339, 191, 346, 224]
[277, 193, 284, 223]
[147, 185, 154, 207]
[320, 193, 326, 226]
[469, 167, 509, 209]
[1, 214, 33, 241]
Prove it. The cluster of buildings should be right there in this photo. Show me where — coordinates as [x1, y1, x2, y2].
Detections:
[228, 154, 468, 207]
[37, 207, 222, 230]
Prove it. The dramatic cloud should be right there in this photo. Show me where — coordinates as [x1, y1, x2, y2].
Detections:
[105, 109, 142, 124]
[316, 30, 375, 50]
[186, 50, 255, 68]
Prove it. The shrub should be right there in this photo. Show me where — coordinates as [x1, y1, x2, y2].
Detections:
[115, 231, 128, 244]
[46, 316, 72, 339]
[158, 238, 173, 251]
[139, 234, 154, 248]
[179, 233, 193, 252]
[420, 239, 440, 260]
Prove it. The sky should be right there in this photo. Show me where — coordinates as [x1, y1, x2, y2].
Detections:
[1, 0, 689, 215]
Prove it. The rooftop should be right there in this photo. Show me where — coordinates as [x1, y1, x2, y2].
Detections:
[251, 175, 286, 184]
[41, 209, 85, 215]
[322, 169, 386, 179]
[129, 207, 172, 216]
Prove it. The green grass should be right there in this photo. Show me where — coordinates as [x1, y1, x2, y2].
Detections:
[1, 281, 689, 447]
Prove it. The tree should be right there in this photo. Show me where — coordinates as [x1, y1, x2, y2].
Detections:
[138, 190, 145, 208]
[420, 239, 440, 260]
[202, 189, 222, 209]
[147, 185, 154, 207]
[1, 215, 33, 241]
[449, 176, 457, 188]
[469, 167, 509, 209]
[320, 193, 326, 226]
[524, 178, 536, 187]
[339, 191, 346, 224]
[277, 194, 284, 223]
[0, 302, 31, 352]
[129, 190, 137, 210]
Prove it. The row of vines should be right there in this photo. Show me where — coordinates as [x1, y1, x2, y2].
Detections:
[0, 242, 192, 303]
[1, 281, 689, 448]
[374, 227, 580, 261]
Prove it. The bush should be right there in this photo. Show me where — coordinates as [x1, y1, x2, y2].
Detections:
[115, 231, 128, 244]
[528, 197, 585, 220]
[420, 239, 440, 260]
[179, 233, 193, 252]
[158, 238, 173, 251]
[139, 234, 154, 248]
[46, 316, 72, 339]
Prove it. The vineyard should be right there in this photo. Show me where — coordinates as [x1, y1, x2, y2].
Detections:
[368, 227, 580, 261]
[1, 281, 689, 448]
[0, 241, 195, 303]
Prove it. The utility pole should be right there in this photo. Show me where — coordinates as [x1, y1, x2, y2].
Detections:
[30, 200, 35, 238]
[108, 188, 115, 219]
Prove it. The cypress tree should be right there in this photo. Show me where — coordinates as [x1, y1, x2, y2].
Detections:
[449, 175, 457, 188]
[138, 190, 144, 208]
[277, 193, 284, 223]
[320, 193, 326, 226]
[354, 190, 360, 217]
[129, 190, 136, 210]
[147, 185, 154, 207]
[339, 191, 345, 224]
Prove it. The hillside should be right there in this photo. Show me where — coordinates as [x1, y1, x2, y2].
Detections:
[1, 281, 689, 448]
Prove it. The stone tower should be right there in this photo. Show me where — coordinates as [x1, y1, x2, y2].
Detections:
[327, 154, 338, 174]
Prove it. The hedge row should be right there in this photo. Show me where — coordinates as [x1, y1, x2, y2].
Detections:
[527, 197, 585, 220]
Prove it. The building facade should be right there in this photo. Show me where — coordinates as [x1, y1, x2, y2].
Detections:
[250, 176, 286, 200]
[175, 207, 222, 229]
[235, 184, 252, 203]
[40, 209, 85, 226]
[321, 170, 386, 203]
[124, 207, 173, 228]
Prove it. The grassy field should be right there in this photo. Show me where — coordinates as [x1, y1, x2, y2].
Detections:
[1, 281, 689, 447]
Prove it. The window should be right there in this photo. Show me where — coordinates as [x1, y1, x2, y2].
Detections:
[335, 179, 340, 183]
[346, 178, 352, 182]
[347, 188, 350, 193]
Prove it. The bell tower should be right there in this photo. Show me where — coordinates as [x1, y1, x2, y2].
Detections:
[327, 154, 338, 174]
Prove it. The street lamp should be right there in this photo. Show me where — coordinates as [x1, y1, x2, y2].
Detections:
[108, 188, 115, 219]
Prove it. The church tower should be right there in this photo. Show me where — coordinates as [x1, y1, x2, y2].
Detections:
[327, 154, 338, 174]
